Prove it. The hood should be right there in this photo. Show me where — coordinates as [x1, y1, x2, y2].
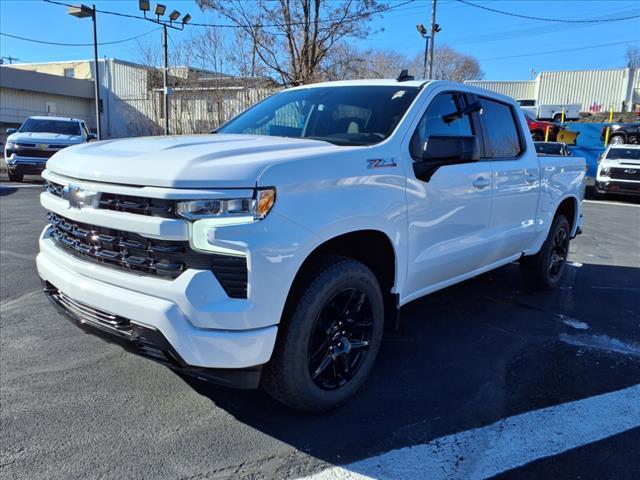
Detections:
[46, 134, 344, 188]
[9, 132, 84, 145]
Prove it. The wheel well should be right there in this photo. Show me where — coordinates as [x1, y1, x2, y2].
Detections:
[282, 230, 397, 327]
[555, 197, 577, 232]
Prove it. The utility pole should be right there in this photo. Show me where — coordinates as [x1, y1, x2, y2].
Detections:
[162, 24, 169, 136]
[427, 0, 437, 79]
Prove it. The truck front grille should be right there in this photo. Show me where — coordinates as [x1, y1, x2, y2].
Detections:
[609, 167, 640, 181]
[45, 181, 176, 218]
[47, 212, 248, 298]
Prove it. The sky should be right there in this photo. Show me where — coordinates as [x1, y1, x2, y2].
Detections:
[0, 0, 639, 81]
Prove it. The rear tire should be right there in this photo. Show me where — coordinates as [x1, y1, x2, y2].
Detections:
[262, 256, 384, 412]
[7, 171, 23, 182]
[521, 214, 571, 290]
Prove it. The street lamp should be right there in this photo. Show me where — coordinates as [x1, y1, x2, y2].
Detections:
[416, 24, 429, 80]
[68, 4, 101, 140]
[139, 2, 191, 136]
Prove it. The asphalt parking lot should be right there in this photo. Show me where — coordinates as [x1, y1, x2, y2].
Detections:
[1, 178, 639, 480]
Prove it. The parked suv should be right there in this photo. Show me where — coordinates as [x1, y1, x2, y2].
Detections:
[37, 80, 585, 411]
[4, 116, 94, 182]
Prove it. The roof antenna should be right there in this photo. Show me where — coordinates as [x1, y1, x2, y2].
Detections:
[396, 69, 414, 82]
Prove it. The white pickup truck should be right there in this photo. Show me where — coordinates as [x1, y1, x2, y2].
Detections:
[595, 144, 640, 196]
[37, 79, 585, 411]
[517, 99, 580, 122]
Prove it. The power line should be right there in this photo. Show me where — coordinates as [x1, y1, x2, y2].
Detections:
[0, 29, 160, 47]
[480, 38, 640, 62]
[455, 0, 640, 23]
[42, 0, 418, 29]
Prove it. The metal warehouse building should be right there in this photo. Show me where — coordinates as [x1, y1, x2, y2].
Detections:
[0, 66, 95, 145]
[466, 67, 640, 113]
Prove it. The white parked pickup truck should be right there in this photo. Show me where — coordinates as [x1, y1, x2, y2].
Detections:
[596, 144, 640, 196]
[4, 116, 95, 182]
[37, 79, 586, 411]
[517, 99, 580, 122]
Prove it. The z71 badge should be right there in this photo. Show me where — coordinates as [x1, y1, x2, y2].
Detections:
[367, 158, 397, 169]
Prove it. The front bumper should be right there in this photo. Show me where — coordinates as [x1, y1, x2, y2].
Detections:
[596, 179, 640, 196]
[43, 281, 263, 388]
[37, 226, 279, 385]
[5, 155, 47, 175]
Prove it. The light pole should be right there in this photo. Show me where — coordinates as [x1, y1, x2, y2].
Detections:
[416, 24, 429, 80]
[138, 1, 191, 136]
[68, 4, 101, 140]
[427, 0, 441, 79]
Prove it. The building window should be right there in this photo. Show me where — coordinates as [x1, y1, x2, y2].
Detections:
[64, 68, 75, 78]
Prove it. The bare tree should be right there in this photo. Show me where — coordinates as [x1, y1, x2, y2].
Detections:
[197, 0, 387, 86]
[411, 45, 483, 82]
[626, 46, 640, 68]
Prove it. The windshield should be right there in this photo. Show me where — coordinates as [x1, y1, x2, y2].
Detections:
[606, 148, 640, 160]
[535, 143, 563, 155]
[216, 86, 420, 146]
[20, 118, 81, 136]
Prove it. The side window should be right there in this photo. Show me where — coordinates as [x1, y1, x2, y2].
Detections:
[518, 99, 535, 107]
[479, 98, 523, 158]
[410, 93, 473, 158]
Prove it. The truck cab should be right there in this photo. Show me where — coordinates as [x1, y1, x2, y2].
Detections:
[37, 79, 585, 411]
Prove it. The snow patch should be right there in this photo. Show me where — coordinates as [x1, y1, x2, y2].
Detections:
[560, 333, 640, 357]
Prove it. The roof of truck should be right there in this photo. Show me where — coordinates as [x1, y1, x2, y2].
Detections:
[27, 116, 84, 122]
[290, 79, 430, 89]
[286, 79, 517, 105]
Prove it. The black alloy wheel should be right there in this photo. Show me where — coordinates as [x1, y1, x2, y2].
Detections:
[548, 227, 569, 281]
[262, 256, 384, 412]
[307, 288, 373, 390]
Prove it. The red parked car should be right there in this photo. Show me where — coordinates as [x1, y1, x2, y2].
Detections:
[524, 111, 558, 141]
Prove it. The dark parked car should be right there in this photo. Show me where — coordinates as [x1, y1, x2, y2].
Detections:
[601, 122, 640, 145]
[534, 141, 571, 156]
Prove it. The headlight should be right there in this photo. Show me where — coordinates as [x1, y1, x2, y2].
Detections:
[176, 187, 276, 221]
[599, 167, 609, 176]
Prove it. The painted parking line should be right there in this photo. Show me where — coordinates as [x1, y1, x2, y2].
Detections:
[583, 199, 639, 207]
[0, 183, 44, 189]
[298, 383, 640, 480]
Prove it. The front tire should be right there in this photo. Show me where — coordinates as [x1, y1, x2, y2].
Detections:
[521, 214, 571, 290]
[7, 171, 23, 182]
[262, 256, 384, 412]
[608, 134, 624, 145]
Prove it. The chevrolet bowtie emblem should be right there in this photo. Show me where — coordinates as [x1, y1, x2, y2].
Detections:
[62, 184, 100, 209]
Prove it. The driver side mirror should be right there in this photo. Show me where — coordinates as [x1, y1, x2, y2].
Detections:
[87, 133, 97, 141]
[6, 128, 17, 135]
[414, 135, 479, 182]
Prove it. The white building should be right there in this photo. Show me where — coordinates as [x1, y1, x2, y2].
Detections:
[6, 58, 274, 139]
[466, 68, 640, 113]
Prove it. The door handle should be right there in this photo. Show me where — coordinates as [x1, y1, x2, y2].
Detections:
[525, 172, 538, 183]
[472, 177, 491, 189]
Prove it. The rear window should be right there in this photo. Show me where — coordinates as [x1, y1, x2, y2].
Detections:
[605, 148, 640, 160]
[479, 98, 523, 158]
[534, 143, 563, 155]
[20, 118, 81, 136]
